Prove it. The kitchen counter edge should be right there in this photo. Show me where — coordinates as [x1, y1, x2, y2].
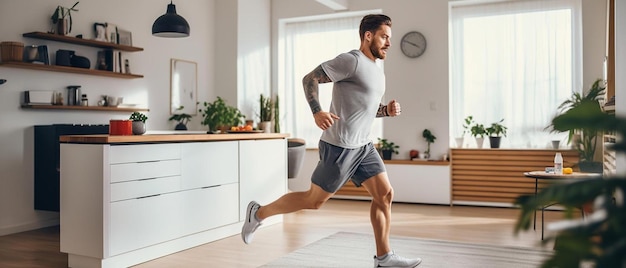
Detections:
[60, 133, 290, 144]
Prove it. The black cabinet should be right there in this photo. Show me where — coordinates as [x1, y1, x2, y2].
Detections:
[34, 124, 109, 211]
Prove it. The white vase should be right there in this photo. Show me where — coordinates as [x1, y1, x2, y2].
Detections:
[455, 137, 464, 148]
[475, 137, 484, 149]
[258, 121, 271, 133]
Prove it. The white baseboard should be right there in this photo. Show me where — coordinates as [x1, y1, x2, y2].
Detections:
[0, 217, 60, 236]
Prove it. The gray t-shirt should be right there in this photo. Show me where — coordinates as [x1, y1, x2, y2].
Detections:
[320, 50, 385, 149]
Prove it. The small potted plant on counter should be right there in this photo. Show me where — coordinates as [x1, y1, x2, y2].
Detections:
[168, 106, 193, 130]
[422, 129, 436, 159]
[486, 119, 507, 148]
[377, 138, 399, 160]
[199, 97, 245, 133]
[129, 111, 148, 135]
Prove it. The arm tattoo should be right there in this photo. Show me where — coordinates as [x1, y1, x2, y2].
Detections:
[376, 103, 388, 117]
[302, 65, 332, 114]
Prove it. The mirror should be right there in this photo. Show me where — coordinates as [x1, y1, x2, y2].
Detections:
[170, 58, 197, 115]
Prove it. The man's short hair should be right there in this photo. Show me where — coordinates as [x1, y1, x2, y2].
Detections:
[359, 14, 392, 40]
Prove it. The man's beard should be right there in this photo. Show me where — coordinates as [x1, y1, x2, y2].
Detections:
[370, 43, 386, 60]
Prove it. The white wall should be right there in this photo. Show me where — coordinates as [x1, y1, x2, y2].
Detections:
[0, 0, 216, 235]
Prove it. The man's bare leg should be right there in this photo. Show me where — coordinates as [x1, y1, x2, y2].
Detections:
[362, 172, 393, 256]
[256, 183, 334, 220]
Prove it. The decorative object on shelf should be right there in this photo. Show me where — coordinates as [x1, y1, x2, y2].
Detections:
[66, 85, 81, 106]
[50, 1, 79, 35]
[0, 41, 24, 62]
[470, 121, 487, 149]
[377, 138, 399, 160]
[168, 106, 193, 130]
[129, 112, 148, 135]
[55, 49, 74, 66]
[422, 129, 436, 159]
[199, 97, 245, 133]
[515, 101, 624, 268]
[409, 149, 419, 160]
[70, 54, 90, 69]
[94, 23, 107, 41]
[170, 59, 197, 115]
[456, 116, 474, 148]
[117, 28, 133, 46]
[152, 0, 190, 38]
[548, 78, 605, 173]
[258, 94, 273, 133]
[486, 119, 507, 148]
[105, 95, 123, 107]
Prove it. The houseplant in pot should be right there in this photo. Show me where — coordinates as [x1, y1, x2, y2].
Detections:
[486, 119, 507, 148]
[258, 94, 273, 133]
[470, 122, 487, 148]
[549, 79, 605, 172]
[168, 106, 193, 130]
[377, 138, 399, 160]
[129, 111, 148, 135]
[199, 97, 245, 133]
[422, 129, 436, 159]
[456, 116, 474, 148]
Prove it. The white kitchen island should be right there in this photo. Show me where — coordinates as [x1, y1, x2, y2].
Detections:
[59, 133, 289, 268]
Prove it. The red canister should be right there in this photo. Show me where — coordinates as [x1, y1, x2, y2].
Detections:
[109, 120, 132, 135]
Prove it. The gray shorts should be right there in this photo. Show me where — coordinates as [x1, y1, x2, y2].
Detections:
[311, 140, 386, 193]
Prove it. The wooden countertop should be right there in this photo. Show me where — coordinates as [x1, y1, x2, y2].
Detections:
[60, 133, 290, 144]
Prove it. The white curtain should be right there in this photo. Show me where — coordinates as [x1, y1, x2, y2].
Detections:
[450, 0, 582, 148]
[279, 13, 383, 148]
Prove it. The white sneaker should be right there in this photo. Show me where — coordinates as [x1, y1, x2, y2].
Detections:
[241, 201, 262, 244]
[374, 251, 422, 268]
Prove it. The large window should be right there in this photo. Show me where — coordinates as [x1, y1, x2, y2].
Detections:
[278, 11, 383, 148]
[450, 0, 582, 148]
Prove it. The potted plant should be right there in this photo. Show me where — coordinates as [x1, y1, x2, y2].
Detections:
[470, 122, 487, 148]
[515, 101, 624, 268]
[550, 79, 605, 172]
[168, 106, 193, 130]
[377, 138, 399, 160]
[422, 129, 436, 159]
[486, 119, 507, 148]
[129, 111, 148, 135]
[199, 97, 245, 133]
[258, 94, 273, 133]
[51, 2, 79, 35]
[456, 116, 474, 148]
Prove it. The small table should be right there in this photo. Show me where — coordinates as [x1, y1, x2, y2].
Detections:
[523, 171, 602, 240]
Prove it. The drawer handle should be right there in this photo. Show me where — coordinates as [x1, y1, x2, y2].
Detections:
[202, 185, 221, 189]
[138, 177, 158, 181]
[136, 160, 160, 164]
[137, 194, 160, 199]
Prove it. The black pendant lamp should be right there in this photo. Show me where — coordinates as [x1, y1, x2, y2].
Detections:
[152, 1, 190, 38]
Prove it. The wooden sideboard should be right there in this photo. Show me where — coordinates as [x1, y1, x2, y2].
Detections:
[450, 148, 579, 206]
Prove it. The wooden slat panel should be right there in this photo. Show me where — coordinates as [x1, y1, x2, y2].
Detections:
[451, 148, 579, 205]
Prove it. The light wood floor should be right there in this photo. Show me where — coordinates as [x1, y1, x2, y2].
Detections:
[0, 199, 563, 268]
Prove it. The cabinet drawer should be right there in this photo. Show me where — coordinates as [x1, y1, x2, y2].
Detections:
[110, 176, 181, 202]
[109, 144, 180, 164]
[110, 159, 180, 183]
[181, 142, 239, 189]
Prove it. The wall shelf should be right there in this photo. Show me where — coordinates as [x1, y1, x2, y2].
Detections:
[22, 32, 144, 52]
[0, 62, 143, 79]
[21, 104, 149, 112]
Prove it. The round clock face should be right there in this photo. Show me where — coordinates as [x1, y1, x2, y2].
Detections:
[400, 31, 427, 58]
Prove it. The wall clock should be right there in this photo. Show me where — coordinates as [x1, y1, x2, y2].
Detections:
[400, 31, 427, 58]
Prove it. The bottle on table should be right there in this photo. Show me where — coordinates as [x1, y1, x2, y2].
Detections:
[554, 152, 563, 175]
